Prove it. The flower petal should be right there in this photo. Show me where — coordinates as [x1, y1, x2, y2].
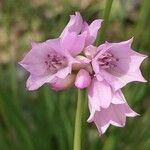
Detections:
[83, 19, 103, 46]
[26, 65, 71, 91]
[49, 74, 76, 91]
[88, 78, 112, 119]
[90, 102, 138, 135]
[60, 12, 83, 37]
[84, 45, 97, 59]
[19, 42, 50, 76]
[60, 31, 86, 56]
[54, 65, 72, 79]
[109, 38, 147, 73]
[26, 74, 54, 90]
[111, 90, 126, 104]
[46, 38, 67, 56]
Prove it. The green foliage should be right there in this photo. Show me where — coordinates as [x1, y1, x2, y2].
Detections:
[0, 0, 149, 149]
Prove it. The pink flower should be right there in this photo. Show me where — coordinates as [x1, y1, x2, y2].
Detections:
[85, 38, 147, 91]
[89, 103, 138, 135]
[19, 39, 79, 90]
[87, 78, 138, 135]
[60, 12, 103, 49]
[83, 38, 147, 134]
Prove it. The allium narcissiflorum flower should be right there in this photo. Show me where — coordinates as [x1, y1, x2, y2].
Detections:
[81, 38, 147, 134]
[87, 38, 147, 91]
[87, 78, 138, 134]
[60, 12, 103, 49]
[19, 12, 147, 135]
[19, 39, 78, 90]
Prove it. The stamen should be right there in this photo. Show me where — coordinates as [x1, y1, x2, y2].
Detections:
[44, 51, 68, 74]
[97, 52, 118, 69]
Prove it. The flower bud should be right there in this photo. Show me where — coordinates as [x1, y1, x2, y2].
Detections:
[49, 74, 76, 91]
[75, 69, 91, 89]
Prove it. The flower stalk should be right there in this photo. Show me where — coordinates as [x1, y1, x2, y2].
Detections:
[73, 89, 84, 150]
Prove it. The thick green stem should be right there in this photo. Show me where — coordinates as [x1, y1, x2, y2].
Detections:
[96, 0, 114, 45]
[73, 89, 84, 150]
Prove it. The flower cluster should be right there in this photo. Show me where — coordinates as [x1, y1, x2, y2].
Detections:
[19, 12, 147, 135]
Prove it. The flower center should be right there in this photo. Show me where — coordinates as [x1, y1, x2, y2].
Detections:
[45, 51, 68, 74]
[97, 52, 119, 69]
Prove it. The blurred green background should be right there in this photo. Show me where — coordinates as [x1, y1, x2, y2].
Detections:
[0, 0, 150, 150]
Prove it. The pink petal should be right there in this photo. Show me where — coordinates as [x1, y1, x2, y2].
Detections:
[46, 38, 67, 56]
[75, 69, 91, 89]
[26, 65, 71, 91]
[84, 45, 97, 59]
[49, 74, 76, 91]
[109, 38, 147, 73]
[91, 59, 100, 75]
[19, 42, 50, 76]
[26, 74, 54, 90]
[54, 65, 72, 79]
[112, 69, 147, 91]
[90, 102, 138, 135]
[71, 32, 86, 56]
[84, 19, 103, 46]
[60, 12, 83, 37]
[111, 90, 126, 104]
[107, 104, 126, 127]
[88, 89, 124, 122]
[60, 32, 86, 56]
[81, 21, 88, 33]
[88, 78, 112, 119]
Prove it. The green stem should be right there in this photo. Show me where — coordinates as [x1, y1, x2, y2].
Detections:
[73, 89, 84, 150]
[96, 0, 114, 45]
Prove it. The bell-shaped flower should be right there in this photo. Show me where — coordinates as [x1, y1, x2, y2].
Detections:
[89, 102, 138, 135]
[60, 12, 103, 56]
[85, 38, 147, 91]
[19, 39, 79, 90]
[87, 78, 138, 135]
